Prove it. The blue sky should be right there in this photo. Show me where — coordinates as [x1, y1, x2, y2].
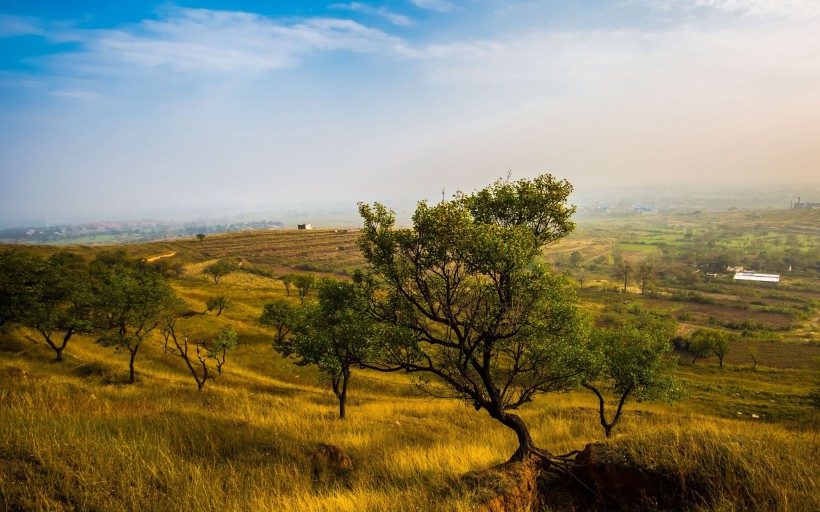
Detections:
[1, 1, 819, 225]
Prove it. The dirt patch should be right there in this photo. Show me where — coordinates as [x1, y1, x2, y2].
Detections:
[145, 251, 177, 262]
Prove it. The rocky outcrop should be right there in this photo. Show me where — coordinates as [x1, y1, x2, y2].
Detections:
[572, 443, 699, 510]
[310, 443, 353, 485]
[464, 454, 549, 512]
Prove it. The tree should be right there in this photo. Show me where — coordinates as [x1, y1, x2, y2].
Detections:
[206, 295, 233, 317]
[292, 273, 317, 304]
[159, 299, 237, 390]
[688, 334, 713, 365]
[614, 261, 632, 292]
[357, 174, 584, 462]
[636, 261, 655, 295]
[260, 300, 298, 346]
[159, 297, 188, 355]
[277, 278, 375, 419]
[580, 324, 682, 437]
[690, 328, 730, 367]
[196, 233, 206, 243]
[21, 253, 94, 362]
[210, 327, 238, 375]
[281, 274, 293, 297]
[92, 263, 175, 384]
[748, 345, 759, 371]
[204, 258, 236, 285]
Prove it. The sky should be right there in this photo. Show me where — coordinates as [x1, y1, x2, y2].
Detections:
[1, 0, 819, 226]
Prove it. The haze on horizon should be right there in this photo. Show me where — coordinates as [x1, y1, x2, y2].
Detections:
[1, 0, 819, 227]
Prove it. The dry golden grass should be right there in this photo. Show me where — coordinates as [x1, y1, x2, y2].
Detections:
[1, 225, 818, 511]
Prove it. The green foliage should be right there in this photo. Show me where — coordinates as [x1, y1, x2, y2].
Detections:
[91, 263, 175, 383]
[581, 323, 683, 437]
[204, 258, 237, 284]
[0, 250, 93, 361]
[691, 328, 731, 367]
[0, 249, 44, 327]
[22, 252, 94, 361]
[208, 327, 238, 376]
[282, 278, 376, 418]
[357, 173, 584, 459]
[260, 299, 298, 347]
[206, 295, 233, 316]
[291, 273, 317, 304]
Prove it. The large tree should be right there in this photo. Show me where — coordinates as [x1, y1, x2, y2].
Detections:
[92, 263, 175, 384]
[357, 174, 586, 462]
[276, 277, 375, 419]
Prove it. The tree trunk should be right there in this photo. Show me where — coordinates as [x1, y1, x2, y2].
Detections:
[128, 348, 138, 384]
[497, 411, 538, 462]
[333, 369, 350, 419]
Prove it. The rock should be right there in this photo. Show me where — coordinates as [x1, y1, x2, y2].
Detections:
[463, 454, 548, 512]
[310, 443, 353, 485]
[573, 443, 699, 510]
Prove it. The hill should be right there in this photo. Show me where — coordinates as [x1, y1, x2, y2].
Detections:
[1, 218, 819, 511]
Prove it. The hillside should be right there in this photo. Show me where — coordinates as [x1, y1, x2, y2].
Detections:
[1, 218, 819, 511]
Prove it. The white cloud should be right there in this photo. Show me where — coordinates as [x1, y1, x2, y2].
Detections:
[0, 14, 46, 37]
[410, 0, 454, 13]
[330, 2, 414, 26]
[32, 7, 404, 74]
[652, 0, 820, 18]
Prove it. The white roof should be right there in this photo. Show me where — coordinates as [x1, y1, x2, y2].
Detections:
[733, 272, 780, 283]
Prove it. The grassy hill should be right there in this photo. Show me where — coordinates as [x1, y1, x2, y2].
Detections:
[1, 222, 819, 511]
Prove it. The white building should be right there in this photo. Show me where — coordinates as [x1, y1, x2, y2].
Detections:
[733, 272, 780, 283]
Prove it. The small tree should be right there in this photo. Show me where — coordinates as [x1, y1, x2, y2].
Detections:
[690, 328, 730, 367]
[204, 258, 236, 285]
[281, 274, 293, 297]
[688, 334, 713, 365]
[92, 264, 175, 384]
[206, 295, 233, 316]
[292, 273, 317, 304]
[581, 324, 682, 437]
[210, 327, 238, 375]
[160, 302, 237, 389]
[748, 345, 759, 371]
[260, 300, 298, 346]
[614, 261, 632, 292]
[277, 278, 374, 419]
[636, 261, 655, 295]
[196, 233, 206, 243]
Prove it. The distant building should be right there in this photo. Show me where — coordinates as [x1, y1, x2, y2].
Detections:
[792, 197, 820, 209]
[733, 272, 780, 283]
[297, 223, 313, 230]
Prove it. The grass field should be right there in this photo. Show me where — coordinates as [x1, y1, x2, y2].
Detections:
[1, 212, 819, 511]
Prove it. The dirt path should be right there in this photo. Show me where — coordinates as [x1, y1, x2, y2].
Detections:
[146, 252, 177, 262]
